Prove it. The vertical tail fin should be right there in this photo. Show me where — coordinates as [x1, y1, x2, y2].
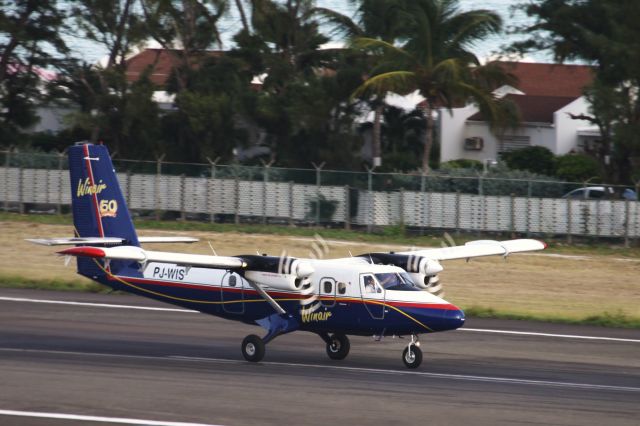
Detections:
[68, 143, 139, 247]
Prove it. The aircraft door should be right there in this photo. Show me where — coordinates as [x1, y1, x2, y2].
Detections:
[320, 277, 336, 308]
[360, 274, 385, 319]
[221, 272, 244, 314]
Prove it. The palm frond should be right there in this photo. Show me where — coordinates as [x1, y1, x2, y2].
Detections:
[352, 70, 417, 98]
[310, 7, 362, 38]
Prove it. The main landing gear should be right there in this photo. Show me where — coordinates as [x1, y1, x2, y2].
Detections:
[241, 335, 266, 362]
[323, 333, 350, 360]
[402, 334, 423, 369]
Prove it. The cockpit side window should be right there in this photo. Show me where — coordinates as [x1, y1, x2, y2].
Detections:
[375, 272, 419, 291]
[362, 274, 382, 294]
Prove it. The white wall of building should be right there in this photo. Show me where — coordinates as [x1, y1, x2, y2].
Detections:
[554, 96, 594, 154]
[439, 104, 479, 162]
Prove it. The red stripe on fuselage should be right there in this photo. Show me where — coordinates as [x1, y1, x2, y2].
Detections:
[108, 274, 459, 310]
[83, 144, 105, 238]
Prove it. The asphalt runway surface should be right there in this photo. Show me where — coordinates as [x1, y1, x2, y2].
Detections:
[0, 289, 638, 426]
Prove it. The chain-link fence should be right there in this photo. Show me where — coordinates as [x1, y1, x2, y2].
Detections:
[1, 150, 639, 244]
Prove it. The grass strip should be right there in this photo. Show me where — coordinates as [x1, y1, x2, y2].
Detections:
[2, 212, 639, 257]
[0, 274, 106, 293]
[463, 306, 640, 329]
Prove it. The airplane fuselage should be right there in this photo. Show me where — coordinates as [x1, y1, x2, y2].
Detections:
[83, 257, 465, 337]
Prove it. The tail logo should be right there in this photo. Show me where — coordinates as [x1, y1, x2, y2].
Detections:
[77, 178, 107, 198]
[99, 199, 118, 218]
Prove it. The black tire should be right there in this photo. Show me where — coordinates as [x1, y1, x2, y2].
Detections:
[241, 334, 265, 362]
[402, 345, 423, 369]
[326, 333, 350, 360]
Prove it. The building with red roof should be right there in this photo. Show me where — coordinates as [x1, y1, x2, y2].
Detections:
[439, 61, 600, 164]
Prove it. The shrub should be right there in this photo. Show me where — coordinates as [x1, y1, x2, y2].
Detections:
[555, 154, 601, 182]
[502, 146, 556, 176]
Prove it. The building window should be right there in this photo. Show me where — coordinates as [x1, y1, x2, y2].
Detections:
[499, 135, 531, 154]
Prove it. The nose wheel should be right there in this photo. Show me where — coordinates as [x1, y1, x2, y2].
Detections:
[241, 334, 265, 362]
[402, 335, 423, 369]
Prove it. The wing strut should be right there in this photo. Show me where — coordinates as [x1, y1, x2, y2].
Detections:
[245, 279, 286, 315]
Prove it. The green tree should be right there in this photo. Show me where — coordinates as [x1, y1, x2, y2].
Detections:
[354, 0, 510, 174]
[315, 0, 410, 167]
[232, 0, 362, 168]
[0, 0, 68, 144]
[555, 153, 601, 182]
[502, 146, 556, 177]
[513, 0, 640, 183]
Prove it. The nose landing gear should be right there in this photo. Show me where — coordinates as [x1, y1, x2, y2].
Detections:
[324, 333, 350, 360]
[402, 334, 423, 369]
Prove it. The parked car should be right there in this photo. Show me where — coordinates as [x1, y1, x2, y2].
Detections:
[563, 186, 637, 200]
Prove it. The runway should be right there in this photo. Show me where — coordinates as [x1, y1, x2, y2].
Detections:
[0, 289, 638, 426]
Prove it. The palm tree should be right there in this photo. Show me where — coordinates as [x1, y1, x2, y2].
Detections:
[354, 0, 510, 173]
[314, 0, 410, 167]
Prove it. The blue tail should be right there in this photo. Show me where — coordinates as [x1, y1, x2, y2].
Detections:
[68, 143, 139, 277]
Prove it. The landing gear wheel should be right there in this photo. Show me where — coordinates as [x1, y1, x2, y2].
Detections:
[402, 345, 423, 369]
[326, 333, 350, 360]
[241, 334, 265, 362]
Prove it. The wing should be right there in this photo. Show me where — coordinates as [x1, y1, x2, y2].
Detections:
[398, 239, 546, 261]
[27, 236, 198, 246]
[57, 246, 245, 269]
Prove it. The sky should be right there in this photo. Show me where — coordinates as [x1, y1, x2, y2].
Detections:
[61, 0, 549, 65]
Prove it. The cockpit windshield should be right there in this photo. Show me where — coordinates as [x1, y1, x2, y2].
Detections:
[374, 272, 419, 291]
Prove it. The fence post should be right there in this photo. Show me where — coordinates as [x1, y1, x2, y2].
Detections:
[420, 174, 426, 235]
[289, 181, 294, 227]
[624, 198, 630, 248]
[344, 185, 351, 230]
[180, 174, 186, 221]
[526, 180, 532, 237]
[567, 197, 573, 245]
[261, 159, 274, 225]
[4, 149, 11, 212]
[399, 187, 405, 228]
[56, 151, 65, 215]
[155, 154, 165, 221]
[18, 166, 24, 214]
[311, 162, 325, 227]
[510, 193, 515, 238]
[366, 165, 375, 233]
[206, 156, 220, 224]
[455, 191, 461, 236]
[234, 166, 240, 225]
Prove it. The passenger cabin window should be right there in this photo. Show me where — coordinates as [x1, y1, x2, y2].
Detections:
[323, 280, 333, 294]
[337, 282, 346, 295]
[229, 275, 237, 287]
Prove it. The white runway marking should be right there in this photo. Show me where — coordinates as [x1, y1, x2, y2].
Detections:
[0, 296, 197, 313]
[458, 328, 640, 343]
[0, 296, 638, 343]
[0, 347, 638, 394]
[0, 409, 222, 426]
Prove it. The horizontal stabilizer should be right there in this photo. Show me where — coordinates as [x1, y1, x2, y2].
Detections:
[26, 237, 125, 246]
[399, 239, 546, 261]
[57, 246, 246, 269]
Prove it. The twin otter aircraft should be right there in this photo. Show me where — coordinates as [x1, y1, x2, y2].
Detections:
[29, 144, 546, 368]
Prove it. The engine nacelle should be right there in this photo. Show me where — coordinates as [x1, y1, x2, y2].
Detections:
[361, 253, 443, 276]
[408, 272, 443, 296]
[244, 271, 304, 291]
[240, 255, 314, 278]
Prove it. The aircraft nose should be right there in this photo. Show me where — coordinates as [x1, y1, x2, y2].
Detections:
[443, 308, 465, 330]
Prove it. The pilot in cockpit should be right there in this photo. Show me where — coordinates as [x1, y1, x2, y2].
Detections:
[364, 276, 376, 293]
